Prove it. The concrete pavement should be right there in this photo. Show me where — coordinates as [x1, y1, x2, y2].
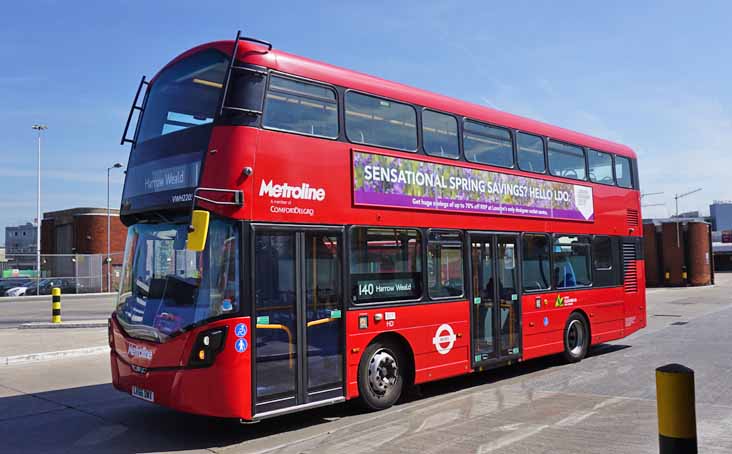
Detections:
[0, 328, 107, 359]
[0, 277, 731, 452]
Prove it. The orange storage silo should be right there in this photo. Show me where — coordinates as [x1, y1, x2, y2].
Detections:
[643, 223, 660, 287]
[661, 222, 685, 286]
[687, 221, 712, 286]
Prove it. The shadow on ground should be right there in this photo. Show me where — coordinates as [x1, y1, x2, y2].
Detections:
[0, 344, 629, 453]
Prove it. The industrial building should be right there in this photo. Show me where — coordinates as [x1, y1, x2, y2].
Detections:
[643, 219, 713, 287]
[40, 207, 127, 291]
[5, 222, 37, 255]
[4, 222, 38, 271]
[710, 201, 732, 231]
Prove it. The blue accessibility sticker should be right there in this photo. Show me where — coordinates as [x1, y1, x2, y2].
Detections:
[235, 338, 248, 353]
[543, 316, 549, 327]
[234, 323, 247, 338]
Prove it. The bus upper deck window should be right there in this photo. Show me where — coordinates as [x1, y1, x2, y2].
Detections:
[588, 149, 615, 185]
[262, 75, 338, 139]
[345, 92, 417, 152]
[548, 140, 586, 180]
[517, 132, 545, 173]
[463, 120, 514, 168]
[423, 110, 459, 159]
[136, 49, 228, 144]
[614, 155, 633, 188]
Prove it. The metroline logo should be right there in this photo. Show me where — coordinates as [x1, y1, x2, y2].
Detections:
[127, 344, 153, 360]
[259, 180, 326, 202]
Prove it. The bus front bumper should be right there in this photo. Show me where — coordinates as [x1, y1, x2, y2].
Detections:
[110, 318, 253, 420]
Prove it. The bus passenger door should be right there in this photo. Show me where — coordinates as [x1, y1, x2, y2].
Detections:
[470, 235, 497, 362]
[252, 227, 344, 416]
[470, 233, 521, 366]
[496, 235, 520, 358]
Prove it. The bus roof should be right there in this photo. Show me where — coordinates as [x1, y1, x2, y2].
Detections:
[158, 40, 637, 159]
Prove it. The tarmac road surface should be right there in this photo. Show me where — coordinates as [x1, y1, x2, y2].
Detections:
[1, 277, 732, 453]
[0, 294, 115, 329]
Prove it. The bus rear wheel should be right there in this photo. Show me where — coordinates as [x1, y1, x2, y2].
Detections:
[357, 340, 404, 411]
[562, 313, 589, 363]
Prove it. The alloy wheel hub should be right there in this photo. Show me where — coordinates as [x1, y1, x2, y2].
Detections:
[368, 349, 397, 395]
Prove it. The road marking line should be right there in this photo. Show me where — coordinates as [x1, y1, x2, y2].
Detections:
[415, 408, 462, 432]
[477, 424, 549, 453]
[318, 422, 409, 453]
[0, 346, 109, 366]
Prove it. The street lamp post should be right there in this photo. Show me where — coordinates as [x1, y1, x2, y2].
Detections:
[32, 124, 47, 295]
[107, 163, 124, 292]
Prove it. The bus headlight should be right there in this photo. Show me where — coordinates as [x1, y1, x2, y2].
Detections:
[188, 327, 227, 368]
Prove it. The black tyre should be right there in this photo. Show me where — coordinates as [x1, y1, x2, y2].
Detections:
[357, 340, 405, 411]
[562, 312, 589, 363]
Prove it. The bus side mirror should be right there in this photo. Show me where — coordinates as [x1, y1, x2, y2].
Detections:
[186, 210, 210, 251]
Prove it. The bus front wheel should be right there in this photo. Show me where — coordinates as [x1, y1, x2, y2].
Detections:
[562, 313, 589, 363]
[357, 340, 404, 411]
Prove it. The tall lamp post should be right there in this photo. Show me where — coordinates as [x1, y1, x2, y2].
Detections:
[32, 124, 47, 295]
[107, 163, 124, 292]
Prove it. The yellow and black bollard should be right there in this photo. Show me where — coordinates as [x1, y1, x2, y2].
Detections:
[656, 363, 697, 453]
[51, 287, 62, 324]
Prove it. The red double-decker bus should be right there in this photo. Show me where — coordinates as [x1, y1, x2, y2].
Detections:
[111, 32, 645, 421]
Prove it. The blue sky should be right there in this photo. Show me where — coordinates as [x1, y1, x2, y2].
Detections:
[1, 1, 731, 243]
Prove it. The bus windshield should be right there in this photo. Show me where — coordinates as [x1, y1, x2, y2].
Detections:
[136, 49, 228, 144]
[115, 218, 239, 343]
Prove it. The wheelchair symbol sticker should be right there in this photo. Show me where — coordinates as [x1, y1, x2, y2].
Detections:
[234, 323, 247, 338]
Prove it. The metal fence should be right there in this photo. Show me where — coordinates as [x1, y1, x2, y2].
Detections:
[0, 253, 124, 296]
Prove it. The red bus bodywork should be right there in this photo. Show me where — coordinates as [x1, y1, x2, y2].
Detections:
[111, 39, 645, 420]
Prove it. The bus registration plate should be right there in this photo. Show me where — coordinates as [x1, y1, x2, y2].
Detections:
[131, 386, 155, 402]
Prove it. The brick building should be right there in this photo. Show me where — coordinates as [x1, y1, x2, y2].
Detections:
[41, 207, 127, 291]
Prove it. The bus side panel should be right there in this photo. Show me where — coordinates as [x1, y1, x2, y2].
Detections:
[198, 126, 258, 220]
[623, 258, 647, 336]
[521, 287, 625, 360]
[344, 301, 470, 399]
[250, 131, 350, 225]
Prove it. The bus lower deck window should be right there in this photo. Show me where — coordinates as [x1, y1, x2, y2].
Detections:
[521, 234, 551, 291]
[349, 227, 422, 303]
[553, 235, 591, 288]
[427, 231, 464, 298]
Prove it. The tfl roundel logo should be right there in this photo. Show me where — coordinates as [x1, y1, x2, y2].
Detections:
[432, 324, 457, 355]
